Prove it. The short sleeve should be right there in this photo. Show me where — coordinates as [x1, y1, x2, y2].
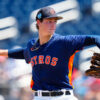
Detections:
[23, 48, 31, 63]
[64, 35, 100, 52]
[23, 39, 35, 63]
[64, 35, 86, 52]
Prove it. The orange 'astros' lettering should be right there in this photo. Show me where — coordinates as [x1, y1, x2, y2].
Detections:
[30, 55, 58, 67]
[39, 55, 44, 64]
[51, 57, 58, 66]
[45, 56, 51, 64]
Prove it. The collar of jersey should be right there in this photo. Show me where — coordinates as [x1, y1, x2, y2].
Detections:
[36, 34, 55, 47]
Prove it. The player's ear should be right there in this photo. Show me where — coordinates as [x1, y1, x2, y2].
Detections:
[37, 20, 41, 26]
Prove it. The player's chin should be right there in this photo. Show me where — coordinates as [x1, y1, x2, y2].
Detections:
[48, 30, 55, 35]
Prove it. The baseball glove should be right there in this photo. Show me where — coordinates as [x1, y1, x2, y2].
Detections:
[85, 53, 100, 78]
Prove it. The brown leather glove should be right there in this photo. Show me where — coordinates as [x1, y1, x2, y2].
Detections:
[85, 53, 100, 78]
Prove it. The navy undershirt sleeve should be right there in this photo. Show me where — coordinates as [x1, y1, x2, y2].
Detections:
[84, 35, 100, 48]
[8, 48, 25, 59]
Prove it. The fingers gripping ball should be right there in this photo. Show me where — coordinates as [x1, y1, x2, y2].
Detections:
[85, 53, 100, 78]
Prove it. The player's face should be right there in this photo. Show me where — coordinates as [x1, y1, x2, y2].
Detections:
[38, 18, 57, 36]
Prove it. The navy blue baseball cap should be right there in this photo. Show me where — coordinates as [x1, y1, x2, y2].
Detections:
[36, 7, 63, 20]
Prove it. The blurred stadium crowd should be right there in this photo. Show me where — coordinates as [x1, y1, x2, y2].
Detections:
[0, 0, 100, 100]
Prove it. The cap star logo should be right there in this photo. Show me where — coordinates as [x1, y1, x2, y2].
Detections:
[50, 9, 55, 15]
[37, 13, 42, 19]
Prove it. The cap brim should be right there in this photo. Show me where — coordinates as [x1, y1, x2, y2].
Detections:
[45, 16, 63, 20]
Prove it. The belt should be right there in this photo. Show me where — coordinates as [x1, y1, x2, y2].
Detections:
[35, 90, 71, 96]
